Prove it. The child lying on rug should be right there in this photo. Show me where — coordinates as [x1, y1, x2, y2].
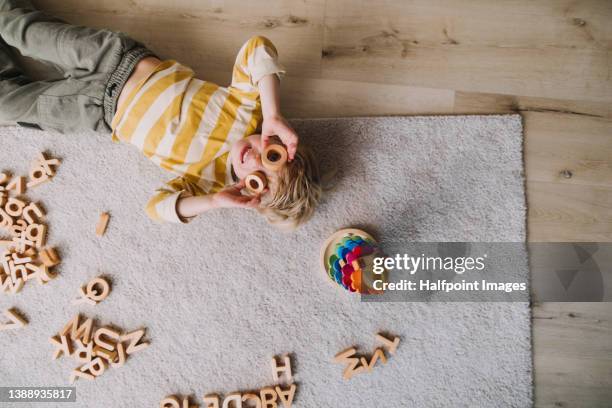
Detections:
[0, 0, 321, 228]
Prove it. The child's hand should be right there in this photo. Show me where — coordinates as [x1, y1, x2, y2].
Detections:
[213, 180, 263, 209]
[261, 114, 298, 161]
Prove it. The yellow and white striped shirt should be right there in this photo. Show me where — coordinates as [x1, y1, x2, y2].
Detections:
[111, 36, 285, 223]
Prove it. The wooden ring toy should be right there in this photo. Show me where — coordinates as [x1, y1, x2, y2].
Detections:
[245, 171, 267, 194]
[262, 144, 288, 172]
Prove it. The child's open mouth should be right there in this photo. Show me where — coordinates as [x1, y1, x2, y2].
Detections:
[240, 145, 252, 164]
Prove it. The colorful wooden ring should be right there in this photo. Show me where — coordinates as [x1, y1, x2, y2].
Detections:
[327, 254, 339, 269]
[341, 236, 353, 246]
[334, 269, 343, 284]
[345, 240, 358, 250]
[346, 251, 358, 264]
[336, 246, 349, 260]
[351, 270, 362, 292]
[342, 274, 352, 289]
[332, 259, 342, 273]
[262, 144, 288, 172]
[245, 171, 267, 194]
[341, 263, 354, 276]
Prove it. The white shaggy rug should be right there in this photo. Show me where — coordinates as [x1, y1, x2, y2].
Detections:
[0, 115, 531, 407]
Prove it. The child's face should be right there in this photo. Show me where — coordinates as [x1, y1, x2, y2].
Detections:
[230, 133, 277, 182]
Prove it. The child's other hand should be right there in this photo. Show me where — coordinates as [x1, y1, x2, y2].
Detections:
[213, 180, 264, 209]
[261, 114, 298, 161]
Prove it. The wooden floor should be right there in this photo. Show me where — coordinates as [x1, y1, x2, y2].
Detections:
[27, 1, 612, 406]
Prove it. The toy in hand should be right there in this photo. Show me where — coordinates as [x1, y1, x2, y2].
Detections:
[245, 144, 288, 194]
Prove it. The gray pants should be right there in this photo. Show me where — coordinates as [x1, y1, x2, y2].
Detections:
[0, 0, 155, 133]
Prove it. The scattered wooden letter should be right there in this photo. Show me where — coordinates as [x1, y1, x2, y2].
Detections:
[69, 368, 94, 384]
[6, 176, 25, 195]
[22, 202, 44, 224]
[203, 394, 221, 408]
[39, 247, 60, 267]
[274, 384, 296, 408]
[93, 326, 120, 351]
[49, 335, 72, 359]
[0, 308, 28, 330]
[271, 355, 292, 383]
[60, 315, 93, 345]
[360, 348, 387, 373]
[121, 328, 149, 354]
[375, 333, 400, 354]
[222, 393, 242, 408]
[95, 212, 110, 237]
[241, 393, 262, 408]
[259, 387, 278, 408]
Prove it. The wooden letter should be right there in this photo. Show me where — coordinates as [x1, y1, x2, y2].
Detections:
[161, 396, 181, 408]
[74, 340, 94, 363]
[259, 387, 278, 408]
[334, 347, 364, 380]
[121, 328, 149, 354]
[6, 176, 25, 195]
[69, 368, 94, 384]
[85, 277, 111, 302]
[242, 394, 261, 408]
[26, 263, 56, 284]
[93, 345, 117, 362]
[27, 166, 49, 188]
[222, 393, 243, 408]
[93, 327, 120, 351]
[39, 247, 60, 268]
[22, 202, 44, 224]
[72, 286, 97, 306]
[9, 219, 27, 237]
[95, 212, 110, 237]
[274, 385, 296, 408]
[24, 223, 46, 248]
[375, 333, 400, 355]
[5, 197, 26, 217]
[11, 233, 34, 253]
[35, 153, 60, 176]
[203, 394, 221, 408]
[360, 348, 388, 373]
[109, 342, 126, 368]
[49, 335, 72, 359]
[81, 356, 107, 377]
[333, 347, 356, 363]
[0, 208, 12, 229]
[271, 355, 292, 383]
[60, 315, 94, 344]
[0, 308, 28, 330]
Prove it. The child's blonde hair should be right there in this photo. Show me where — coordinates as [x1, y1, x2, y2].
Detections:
[259, 145, 322, 230]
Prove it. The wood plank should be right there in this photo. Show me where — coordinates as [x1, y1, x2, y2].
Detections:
[454, 91, 612, 119]
[281, 77, 455, 118]
[524, 112, 612, 188]
[528, 181, 612, 242]
[322, 0, 612, 102]
[533, 302, 612, 408]
[35, 0, 326, 78]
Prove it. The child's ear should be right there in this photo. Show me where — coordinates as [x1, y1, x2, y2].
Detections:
[230, 165, 238, 182]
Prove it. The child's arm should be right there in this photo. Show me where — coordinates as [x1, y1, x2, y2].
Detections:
[258, 74, 298, 161]
[147, 178, 261, 223]
[176, 181, 261, 219]
[230, 36, 296, 159]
